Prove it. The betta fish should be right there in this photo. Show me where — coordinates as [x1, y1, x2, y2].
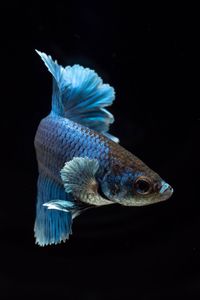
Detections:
[34, 50, 173, 246]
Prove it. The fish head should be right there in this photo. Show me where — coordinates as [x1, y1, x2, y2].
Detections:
[101, 159, 173, 206]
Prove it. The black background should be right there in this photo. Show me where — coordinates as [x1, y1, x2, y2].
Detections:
[1, 2, 199, 299]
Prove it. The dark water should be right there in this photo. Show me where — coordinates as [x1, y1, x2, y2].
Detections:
[1, 2, 199, 299]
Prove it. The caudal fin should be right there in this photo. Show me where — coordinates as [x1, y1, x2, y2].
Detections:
[36, 50, 118, 142]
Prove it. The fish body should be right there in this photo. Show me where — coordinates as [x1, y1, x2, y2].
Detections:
[34, 51, 173, 246]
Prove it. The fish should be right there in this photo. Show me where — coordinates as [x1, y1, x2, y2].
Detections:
[34, 50, 173, 246]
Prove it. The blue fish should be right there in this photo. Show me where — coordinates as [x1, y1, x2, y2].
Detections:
[34, 50, 173, 246]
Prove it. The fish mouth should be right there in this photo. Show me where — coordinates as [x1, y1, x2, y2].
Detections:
[159, 182, 174, 201]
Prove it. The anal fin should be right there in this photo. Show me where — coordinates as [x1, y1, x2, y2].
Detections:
[34, 203, 72, 246]
[34, 175, 75, 246]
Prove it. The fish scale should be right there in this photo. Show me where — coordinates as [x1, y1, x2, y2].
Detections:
[35, 113, 111, 176]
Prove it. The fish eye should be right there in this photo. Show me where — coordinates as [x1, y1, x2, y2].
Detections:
[134, 177, 151, 195]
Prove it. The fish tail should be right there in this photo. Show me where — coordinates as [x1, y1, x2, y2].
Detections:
[35, 50, 70, 116]
[35, 50, 118, 142]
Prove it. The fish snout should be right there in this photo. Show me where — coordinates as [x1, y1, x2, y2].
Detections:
[159, 181, 174, 199]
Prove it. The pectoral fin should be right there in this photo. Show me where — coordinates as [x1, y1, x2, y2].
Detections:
[60, 157, 112, 206]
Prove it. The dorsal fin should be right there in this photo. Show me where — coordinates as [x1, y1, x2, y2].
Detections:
[36, 50, 119, 143]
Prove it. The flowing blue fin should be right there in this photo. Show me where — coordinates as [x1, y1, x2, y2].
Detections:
[34, 175, 76, 246]
[34, 202, 72, 246]
[36, 50, 119, 143]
